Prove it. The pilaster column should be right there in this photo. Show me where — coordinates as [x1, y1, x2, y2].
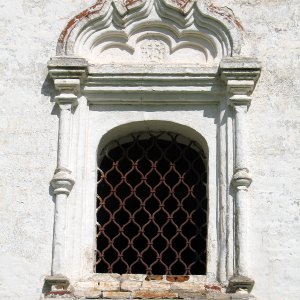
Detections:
[220, 57, 261, 292]
[45, 57, 87, 294]
[51, 78, 80, 276]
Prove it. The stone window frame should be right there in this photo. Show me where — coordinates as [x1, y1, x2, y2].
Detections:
[44, 0, 261, 296]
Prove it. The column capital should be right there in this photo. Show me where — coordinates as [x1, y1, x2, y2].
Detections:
[48, 56, 88, 108]
[220, 57, 261, 97]
[54, 79, 80, 109]
[53, 78, 80, 92]
[229, 95, 252, 110]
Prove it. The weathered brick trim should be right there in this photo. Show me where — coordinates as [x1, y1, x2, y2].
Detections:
[67, 274, 230, 299]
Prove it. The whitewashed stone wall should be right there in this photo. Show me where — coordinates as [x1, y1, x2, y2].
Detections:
[0, 1, 299, 300]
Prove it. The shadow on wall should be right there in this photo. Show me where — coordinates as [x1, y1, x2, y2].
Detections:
[41, 73, 59, 117]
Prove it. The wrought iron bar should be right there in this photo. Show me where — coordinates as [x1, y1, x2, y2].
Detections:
[96, 132, 207, 275]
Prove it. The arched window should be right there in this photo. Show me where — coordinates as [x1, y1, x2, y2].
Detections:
[46, 0, 261, 294]
[96, 132, 207, 275]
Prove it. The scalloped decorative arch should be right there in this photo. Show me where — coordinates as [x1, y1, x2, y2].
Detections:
[57, 0, 242, 65]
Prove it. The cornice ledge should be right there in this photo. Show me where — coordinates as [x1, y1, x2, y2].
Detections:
[48, 56, 88, 81]
[84, 64, 223, 104]
[219, 57, 261, 95]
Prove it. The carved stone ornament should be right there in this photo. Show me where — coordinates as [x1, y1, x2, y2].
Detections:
[57, 0, 242, 66]
[51, 168, 75, 195]
[232, 169, 252, 189]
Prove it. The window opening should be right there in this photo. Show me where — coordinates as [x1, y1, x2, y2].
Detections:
[96, 132, 207, 275]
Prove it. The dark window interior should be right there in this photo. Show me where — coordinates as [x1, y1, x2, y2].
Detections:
[96, 132, 207, 275]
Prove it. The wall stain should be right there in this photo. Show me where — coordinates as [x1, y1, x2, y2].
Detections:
[208, 3, 244, 31]
[58, 0, 107, 49]
[171, 0, 192, 10]
[123, 0, 141, 8]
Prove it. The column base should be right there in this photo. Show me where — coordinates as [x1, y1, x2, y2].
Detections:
[227, 276, 255, 293]
[44, 275, 71, 297]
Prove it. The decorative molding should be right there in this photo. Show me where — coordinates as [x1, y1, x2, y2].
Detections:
[232, 169, 252, 190]
[48, 56, 88, 81]
[54, 78, 81, 93]
[84, 65, 222, 105]
[220, 57, 261, 282]
[56, 0, 242, 65]
[220, 56, 261, 169]
[229, 95, 252, 109]
[54, 79, 80, 110]
[220, 57, 261, 96]
[51, 168, 75, 195]
[47, 57, 88, 277]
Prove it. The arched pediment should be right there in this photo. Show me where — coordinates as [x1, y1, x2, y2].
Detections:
[57, 0, 242, 66]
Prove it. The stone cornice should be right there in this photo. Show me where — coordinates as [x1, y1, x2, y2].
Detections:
[48, 57, 88, 107]
[83, 65, 223, 105]
[220, 57, 261, 96]
[48, 56, 88, 81]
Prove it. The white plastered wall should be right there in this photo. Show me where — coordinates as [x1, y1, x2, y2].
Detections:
[0, 0, 299, 300]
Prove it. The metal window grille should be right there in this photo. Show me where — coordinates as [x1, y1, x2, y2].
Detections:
[96, 132, 207, 275]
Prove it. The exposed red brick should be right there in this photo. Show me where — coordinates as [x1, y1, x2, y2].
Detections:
[204, 284, 222, 292]
[145, 275, 163, 281]
[166, 275, 189, 282]
[208, 4, 244, 31]
[123, 0, 140, 7]
[45, 290, 71, 296]
[177, 292, 207, 299]
[132, 291, 178, 299]
[103, 291, 131, 298]
[58, 0, 243, 53]
[58, 0, 107, 48]
[171, 0, 192, 10]
[168, 0, 193, 15]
